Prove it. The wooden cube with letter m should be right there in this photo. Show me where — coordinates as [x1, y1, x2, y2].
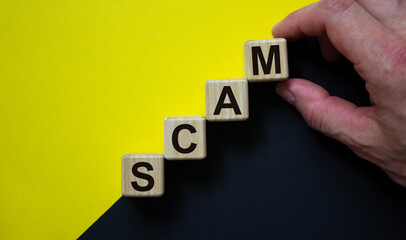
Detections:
[244, 38, 289, 82]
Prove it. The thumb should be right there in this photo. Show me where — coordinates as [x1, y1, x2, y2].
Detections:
[275, 78, 375, 147]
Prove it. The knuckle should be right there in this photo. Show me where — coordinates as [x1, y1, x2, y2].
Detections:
[347, 136, 372, 156]
[305, 104, 324, 131]
[380, 38, 406, 74]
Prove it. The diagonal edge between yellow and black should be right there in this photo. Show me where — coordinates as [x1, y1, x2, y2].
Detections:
[79, 38, 406, 240]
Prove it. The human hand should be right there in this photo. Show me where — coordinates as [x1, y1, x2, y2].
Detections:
[273, 0, 406, 187]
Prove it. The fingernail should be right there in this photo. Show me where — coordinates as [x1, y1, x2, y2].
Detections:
[275, 86, 295, 105]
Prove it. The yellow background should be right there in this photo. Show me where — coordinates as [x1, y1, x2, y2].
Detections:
[0, 0, 315, 239]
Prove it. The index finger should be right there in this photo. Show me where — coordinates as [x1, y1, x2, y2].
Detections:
[272, 0, 394, 82]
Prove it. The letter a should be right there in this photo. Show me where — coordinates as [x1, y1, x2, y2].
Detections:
[213, 86, 242, 115]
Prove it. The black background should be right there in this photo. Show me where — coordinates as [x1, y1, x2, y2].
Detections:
[80, 38, 406, 240]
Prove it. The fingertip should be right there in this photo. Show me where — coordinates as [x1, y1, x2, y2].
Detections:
[275, 79, 288, 89]
[284, 78, 330, 100]
[271, 21, 282, 38]
[276, 78, 327, 107]
[275, 82, 295, 105]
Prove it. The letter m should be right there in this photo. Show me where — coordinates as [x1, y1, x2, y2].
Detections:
[251, 45, 281, 75]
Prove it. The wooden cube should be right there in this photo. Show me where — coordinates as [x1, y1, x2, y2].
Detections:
[244, 38, 289, 82]
[205, 79, 249, 121]
[121, 153, 164, 197]
[164, 117, 206, 160]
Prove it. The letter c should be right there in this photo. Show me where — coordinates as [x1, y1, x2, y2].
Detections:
[172, 124, 197, 154]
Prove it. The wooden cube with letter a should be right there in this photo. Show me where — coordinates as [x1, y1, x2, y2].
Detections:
[121, 153, 164, 197]
[164, 117, 206, 160]
[205, 79, 248, 121]
[244, 38, 288, 82]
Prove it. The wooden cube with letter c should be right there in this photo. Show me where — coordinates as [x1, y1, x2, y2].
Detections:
[121, 153, 164, 197]
[244, 38, 289, 82]
[164, 117, 206, 160]
[205, 79, 248, 121]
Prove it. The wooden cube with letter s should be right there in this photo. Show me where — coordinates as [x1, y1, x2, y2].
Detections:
[121, 153, 164, 197]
